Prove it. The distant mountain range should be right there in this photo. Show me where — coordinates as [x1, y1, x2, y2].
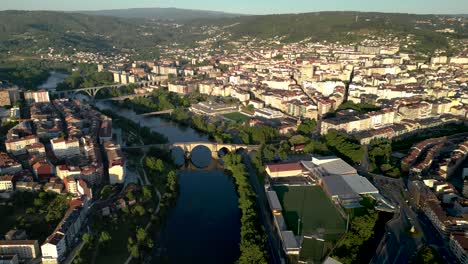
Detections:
[77, 7, 243, 21]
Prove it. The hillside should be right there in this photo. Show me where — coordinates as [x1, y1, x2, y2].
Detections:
[78, 7, 242, 21]
[203, 11, 465, 42]
[0, 10, 465, 56]
[0, 10, 179, 54]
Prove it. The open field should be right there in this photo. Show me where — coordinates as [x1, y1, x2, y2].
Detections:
[222, 112, 251, 123]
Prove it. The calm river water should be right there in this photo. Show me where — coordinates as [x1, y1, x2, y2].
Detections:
[95, 101, 241, 263]
[38, 71, 69, 91]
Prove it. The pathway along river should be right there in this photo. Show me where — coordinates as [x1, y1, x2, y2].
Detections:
[95, 101, 241, 263]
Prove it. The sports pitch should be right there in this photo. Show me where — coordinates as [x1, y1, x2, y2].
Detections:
[273, 185, 347, 262]
[273, 185, 346, 239]
[222, 112, 251, 122]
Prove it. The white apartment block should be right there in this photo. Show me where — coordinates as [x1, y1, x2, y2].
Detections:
[41, 232, 66, 263]
[51, 138, 80, 159]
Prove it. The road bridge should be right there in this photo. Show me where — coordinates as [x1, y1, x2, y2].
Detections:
[53, 81, 157, 98]
[95, 93, 152, 102]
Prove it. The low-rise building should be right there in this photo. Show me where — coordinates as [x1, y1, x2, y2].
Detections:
[265, 162, 303, 178]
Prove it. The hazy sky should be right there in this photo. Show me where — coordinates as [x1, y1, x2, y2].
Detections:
[1, 0, 467, 15]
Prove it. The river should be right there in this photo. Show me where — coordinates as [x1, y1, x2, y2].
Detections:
[95, 101, 241, 263]
[38, 71, 69, 91]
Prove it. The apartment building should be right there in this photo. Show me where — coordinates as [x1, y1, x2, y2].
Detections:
[105, 142, 125, 185]
[51, 138, 80, 159]
[0, 152, 22, 175]
[5, 136, 39, 156]
[0, 89, 11, 107]
[0, 255, 18, 264]
[0, 175, 14, 191]
[0, 240, 39, 261]
[41, 232, 66, 263]
[24, 90, 50, 104]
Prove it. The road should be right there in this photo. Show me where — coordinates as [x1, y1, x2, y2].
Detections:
[371, 174, 457, 264]
[63, 240, 85, 264]
[242, 153, 283, 264]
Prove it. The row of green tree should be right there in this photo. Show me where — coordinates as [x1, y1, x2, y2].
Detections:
[224, 153, 268, 264]
[331, 205, 379, 264]
[0, 59, 70, 89]
[56, 64, 113, 91]
[121, 88, 206, 113]
[324, 130, 365, 165]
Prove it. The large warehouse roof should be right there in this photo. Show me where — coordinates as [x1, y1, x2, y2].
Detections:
[342, 174, 379, 195]
[322, 175, 361, 201]
[310, 156, 357, 176]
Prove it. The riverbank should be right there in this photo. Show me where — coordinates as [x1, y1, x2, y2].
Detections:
[224, 153, 268, 263]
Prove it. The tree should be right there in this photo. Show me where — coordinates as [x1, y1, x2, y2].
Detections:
[100, 185, 112, 199]
[325, 130, 364, 164]
[82, 233, 92, 245]
[135, 227, 146, 243]
[142, 186, 152, 200]
[126, 191, 135, 201]
[289, 135, 309, 146]
[145, 157, 164, 172]
[297, 119, 317, 135]
[415, 246, 442, 264]
[127, 237, 139, 258]
[99, 231, 111, 243]
[132, 205, 146, 216]
[332, 210, 378, 264]
[262, 145, 276, 162]
[167, 171, 178, 192]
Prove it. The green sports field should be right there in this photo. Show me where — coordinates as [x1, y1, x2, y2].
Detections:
[273, 185, 347, 262]
[222, 112, 251, 122]
[273, 185, 346, 238]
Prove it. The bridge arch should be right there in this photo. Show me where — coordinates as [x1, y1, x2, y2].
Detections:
[72, 90, 93, 101]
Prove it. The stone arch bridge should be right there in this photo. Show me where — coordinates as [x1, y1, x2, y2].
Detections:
[123, 141, 260, 158]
